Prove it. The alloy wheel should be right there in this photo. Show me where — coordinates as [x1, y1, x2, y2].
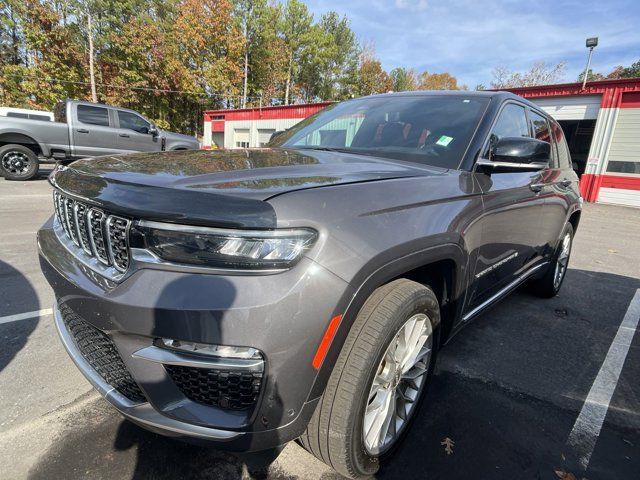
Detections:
[363, 313, 433, 455]
[1, 151, 31, 176]
[553, 233, 571, 289]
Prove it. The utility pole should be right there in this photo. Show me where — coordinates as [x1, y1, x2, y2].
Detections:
[582, 37, 598, 91]
[87, 11, 97, 103]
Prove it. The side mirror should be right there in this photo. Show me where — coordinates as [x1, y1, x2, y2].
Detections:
[477, 136, 550, 173]
[270, 130, 285, 142]
[148, 126, 159, 137]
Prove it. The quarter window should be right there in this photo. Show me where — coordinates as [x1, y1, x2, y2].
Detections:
[118, 111, 151, 134]
[77, 105, 110, 127]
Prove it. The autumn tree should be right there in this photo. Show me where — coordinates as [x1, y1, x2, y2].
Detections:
[491, 61, 567, 88]
[418, 71, 462, 90]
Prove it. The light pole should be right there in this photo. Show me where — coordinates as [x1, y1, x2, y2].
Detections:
[582, 37, 598, 90]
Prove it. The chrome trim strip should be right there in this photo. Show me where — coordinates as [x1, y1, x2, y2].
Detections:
[87, 207, 110, 266]
[73, 203, 93, 255]
[476, 159, 548, 170]
[132, 346, 265, 371]
[138, 219, 315, 238]
[463, 261, 548, 322]
[53, 304, 242, 441]
[105, 215, 132, 273]
[53, 217, 125, 280]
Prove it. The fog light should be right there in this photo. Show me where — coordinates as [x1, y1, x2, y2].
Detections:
[159, 338, 262, 360]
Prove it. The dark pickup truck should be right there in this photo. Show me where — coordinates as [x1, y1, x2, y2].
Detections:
[39, 91, 581, 478]
[0, 100, 199, 180]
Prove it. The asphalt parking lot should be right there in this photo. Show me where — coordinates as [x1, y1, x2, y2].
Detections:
[1, 169, 639, 479]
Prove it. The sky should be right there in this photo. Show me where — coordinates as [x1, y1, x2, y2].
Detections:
[305, 0, 640, 87]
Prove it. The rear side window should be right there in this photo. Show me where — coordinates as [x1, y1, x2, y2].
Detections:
[118, 110, 150, 134]
[6, 112, 29, 119]
[552, 122, 572, 169]
[77, 105, 109, 127]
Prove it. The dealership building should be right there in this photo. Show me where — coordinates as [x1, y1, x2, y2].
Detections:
[203, 78, 640, 208]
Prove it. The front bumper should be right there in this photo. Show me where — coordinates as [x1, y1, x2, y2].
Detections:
[39, 218, 354, 451]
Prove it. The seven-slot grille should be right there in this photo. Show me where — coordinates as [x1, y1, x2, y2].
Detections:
[53, 191, 131, 272]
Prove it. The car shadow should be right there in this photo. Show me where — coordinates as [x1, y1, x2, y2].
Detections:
[376, 268, 640, 479]
[0, 260, 40, 374]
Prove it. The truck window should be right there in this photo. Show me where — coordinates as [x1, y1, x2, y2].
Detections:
[118, 111, 151, 134]
[551, 122, 572, 169]
[77, 105, 110, 127]
[6, 112, 29, 119]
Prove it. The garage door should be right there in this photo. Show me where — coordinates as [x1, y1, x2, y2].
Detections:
[257, 129, 275, 147]
[531, 95, 601, 120]
[598, 92, 640, 208]
[233, 128, 250, 148]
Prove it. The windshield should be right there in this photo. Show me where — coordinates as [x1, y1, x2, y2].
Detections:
[270, 95, 490, 169]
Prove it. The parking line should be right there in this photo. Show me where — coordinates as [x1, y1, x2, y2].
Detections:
[567, 288, 640, 469]
[0, 308, 53, 325]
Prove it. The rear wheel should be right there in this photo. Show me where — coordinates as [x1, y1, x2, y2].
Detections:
[300, 279, 440, 478]
[0, 144, 39, 181]
[530, 223, 574, 298]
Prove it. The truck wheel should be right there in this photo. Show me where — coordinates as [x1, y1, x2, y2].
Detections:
[0, 144, 39, 181]
[529, 223, 574, 298]
[300, 279, 440, 478]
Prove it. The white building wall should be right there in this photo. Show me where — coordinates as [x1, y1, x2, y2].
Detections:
[224, 118, 307, 149]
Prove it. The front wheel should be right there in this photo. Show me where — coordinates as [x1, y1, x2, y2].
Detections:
[530, 223, 574, 298]
[0, 144, 39, 181]
[300, 279, 440, 478]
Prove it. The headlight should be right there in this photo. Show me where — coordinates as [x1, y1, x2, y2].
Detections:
[135, 220, 317, 270]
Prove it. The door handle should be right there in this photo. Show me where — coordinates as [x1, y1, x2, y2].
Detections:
[530, 183, 545, 192]
[76, 129, 89, 134]
[119, 133, 130, 138]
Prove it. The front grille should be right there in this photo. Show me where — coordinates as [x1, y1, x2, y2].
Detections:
[165, 365, 262, 411]
[60, 305, 146, 403]
[53, 191, 131, 273]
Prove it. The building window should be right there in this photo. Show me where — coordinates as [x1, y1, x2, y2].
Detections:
[236, 141, 249, 148]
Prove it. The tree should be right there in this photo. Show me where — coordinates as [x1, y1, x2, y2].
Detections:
[418, 71, 461, 90]
[577, 69, 605, 83]
[355, 45, 391, 96]
[389, 67, 417, 92]
[279, 0, 313, 104]
[491, 61, 566, 88]
[618, 60, 640, 79]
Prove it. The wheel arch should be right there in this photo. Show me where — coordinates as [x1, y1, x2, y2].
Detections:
[0, 132, 44, 156]
[308, 243, 466, 400]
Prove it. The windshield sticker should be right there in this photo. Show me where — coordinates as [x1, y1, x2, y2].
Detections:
[436, 135, 453, 147]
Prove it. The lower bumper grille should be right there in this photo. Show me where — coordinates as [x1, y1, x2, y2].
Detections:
[59, 305, 146, 403]
[165, 365, 262, 411]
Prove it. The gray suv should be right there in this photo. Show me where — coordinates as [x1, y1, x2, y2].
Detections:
[38, 91, 581, 478]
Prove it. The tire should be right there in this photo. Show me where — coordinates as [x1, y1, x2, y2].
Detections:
[529, 223, 574, 298]
[0, 144, 39, 181]
[300, 279, 440, 478]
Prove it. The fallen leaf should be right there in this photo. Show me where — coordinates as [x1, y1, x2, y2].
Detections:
[441, 437, 455, 455]
[554, 469, 577, 480]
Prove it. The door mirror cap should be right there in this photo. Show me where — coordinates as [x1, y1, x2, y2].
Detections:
[149, 126, 159, 136]
[478, 137, 550, 173]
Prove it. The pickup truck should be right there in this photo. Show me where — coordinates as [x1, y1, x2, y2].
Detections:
[39, 91, 581, 478]
[0, 100, 200, 180]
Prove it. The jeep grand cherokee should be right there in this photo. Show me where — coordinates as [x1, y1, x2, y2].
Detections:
[39, 91, 581, 478]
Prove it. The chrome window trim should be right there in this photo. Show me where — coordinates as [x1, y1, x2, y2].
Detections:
[137, 219, 315, 239]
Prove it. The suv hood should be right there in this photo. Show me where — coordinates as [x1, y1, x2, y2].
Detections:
[51, 148, 434, 228]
